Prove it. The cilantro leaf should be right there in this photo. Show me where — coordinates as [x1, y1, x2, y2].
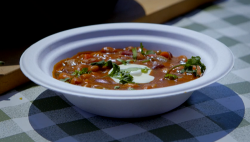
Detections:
[112, 71, 134, 84]
[141, 67, 150, 73]
[117, 59, 130, 65]
[165, 74, 178, 80]
[132, 48, 137, 60]
[91, 60, 113, 68]
[128, 87, 135, 90]
[145, 50, 155, 55]
[60, 78, 70, 82]
[109, 65, 150, 84]
[117, 59, 125, 65]
[91, 60, 105, 66]
[184, 56, 206, 74]
[109, 64, 134, 84]
[140, 43, 155, 55]
[142, 59, 150, 63]
[114, 86, 120, 89]
[118, 71, 134, 84]
[71, 68, 91, 76]
[71, 70, 79, 76]
[165, 56, 206, 79]
[105, 60, 113, 68]
[109, 63, 120, 77]
[140, 43, 145, 55]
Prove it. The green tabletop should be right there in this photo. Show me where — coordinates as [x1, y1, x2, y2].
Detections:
[1, 0, 250, 141]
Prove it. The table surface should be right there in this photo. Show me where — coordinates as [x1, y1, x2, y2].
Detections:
[1, 0, 250, 141]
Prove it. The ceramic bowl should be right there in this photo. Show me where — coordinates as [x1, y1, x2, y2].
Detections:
[20, 23, 234, 118]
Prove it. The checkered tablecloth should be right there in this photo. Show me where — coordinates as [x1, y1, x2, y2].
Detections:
[1, 0, 250, 141]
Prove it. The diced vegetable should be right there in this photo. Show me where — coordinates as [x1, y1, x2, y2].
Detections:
[84, 54, 93, 59]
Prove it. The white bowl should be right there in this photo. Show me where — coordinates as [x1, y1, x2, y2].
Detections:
[20, 23, 234, 118]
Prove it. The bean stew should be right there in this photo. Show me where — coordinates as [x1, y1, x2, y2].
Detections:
[53, 43, 206, 90]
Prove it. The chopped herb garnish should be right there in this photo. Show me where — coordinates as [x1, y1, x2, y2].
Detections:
[165, 74, 178, 80]
[140, 43, 145, 55]
[118, 71, 134, 84]
[142, 59, 150, 63]
[91, 60, 113, 68]
[105, 60, 113, 68]
[117, 59, 125, 65]
[109, 63, 120, 77]
[117, 59, 130, 65]
[108, 63, 134, 84]
[140, 43, 155, 55]
[109, 66, 151, 84]
[141, 67, 150, 73]
[146, 50, 155, 55]
[112, 71, 134, 84]
[114, 86, 120, 89]
[72, 67, 91, 76]
[128, 87, 135, 90]
[184, 56, 206, 74]
[132, 47, 137, 60]
[126, 60, 131, 64]
[165, 56, 206, 80]
[60, 78, 70, 82]
[91, 60, 104, 66]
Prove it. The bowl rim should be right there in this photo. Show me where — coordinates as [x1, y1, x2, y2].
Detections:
[20, 23, 234, 99]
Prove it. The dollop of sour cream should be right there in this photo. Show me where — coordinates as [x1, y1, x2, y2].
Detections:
[109, 64, 154, 83]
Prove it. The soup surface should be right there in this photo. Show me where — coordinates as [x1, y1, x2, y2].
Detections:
[53, 44, 205, 90]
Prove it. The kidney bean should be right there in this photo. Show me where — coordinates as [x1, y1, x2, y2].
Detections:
[136, 53, 145, 60]
[80, 74, 91, 79]
[88, 65, 99, 72]
[58, 72, 72, 79]
[70, 77, 82, 84]
[121, 50, 133, 55]
[178, 55, 187, 63]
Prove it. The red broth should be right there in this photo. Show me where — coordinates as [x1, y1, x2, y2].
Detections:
[53, 46, 202, 90]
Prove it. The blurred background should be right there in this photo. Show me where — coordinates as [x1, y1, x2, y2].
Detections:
[1, 0, 118, 65]
[1, 0, 215, 65]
